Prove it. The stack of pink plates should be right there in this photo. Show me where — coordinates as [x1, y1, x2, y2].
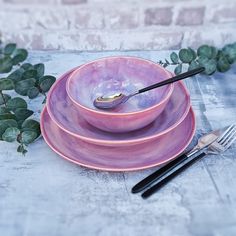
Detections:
[41, 57, 196, 172]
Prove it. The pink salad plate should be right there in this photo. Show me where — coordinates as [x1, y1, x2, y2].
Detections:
[46, 68, 191, 147]
[41, 107, 196, 172]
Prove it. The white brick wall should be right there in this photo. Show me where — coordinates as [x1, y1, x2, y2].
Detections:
[0, 0, 236, 51]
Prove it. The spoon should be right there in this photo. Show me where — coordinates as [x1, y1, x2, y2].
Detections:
[94, 67, 205, 110]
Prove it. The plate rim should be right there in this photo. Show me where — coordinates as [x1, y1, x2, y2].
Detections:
[41, 106, 196, 172]
[46, 67, 191, 146]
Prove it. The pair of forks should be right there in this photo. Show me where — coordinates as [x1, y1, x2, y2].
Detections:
[135, 124, 236, 199]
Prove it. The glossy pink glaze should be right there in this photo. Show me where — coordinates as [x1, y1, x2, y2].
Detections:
[66, 56, 174, 133]
[47, 69, 190, 147]
[41, 107, 196, 172]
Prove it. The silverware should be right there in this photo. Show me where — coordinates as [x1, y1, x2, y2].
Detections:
[93, 67, 205, 109]
[132, 125, 232, 194]
[141, 124, 236, 199]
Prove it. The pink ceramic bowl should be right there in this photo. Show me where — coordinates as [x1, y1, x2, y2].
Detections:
[66, 56, 174, 133]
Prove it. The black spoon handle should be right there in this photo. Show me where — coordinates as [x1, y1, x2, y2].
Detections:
[138, 67, 205, 94]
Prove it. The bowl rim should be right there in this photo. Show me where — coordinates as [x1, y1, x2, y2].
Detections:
[66, 56, 174, 116]
[46, 66, 191, 146]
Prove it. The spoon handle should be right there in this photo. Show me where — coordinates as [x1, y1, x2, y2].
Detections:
[138, 67, 205, 94]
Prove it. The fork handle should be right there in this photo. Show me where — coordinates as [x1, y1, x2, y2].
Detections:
[141, 152, 206, 199]
[132, 153, 190, 193]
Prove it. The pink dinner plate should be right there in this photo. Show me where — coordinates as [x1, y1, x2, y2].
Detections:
[46, 68, 190, 147]
[41, 107, 196, 172]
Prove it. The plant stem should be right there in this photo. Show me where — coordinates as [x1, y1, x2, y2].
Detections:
[0, 90, 7, 107]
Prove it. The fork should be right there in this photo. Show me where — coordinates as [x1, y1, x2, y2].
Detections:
[141, 124, 236, 199]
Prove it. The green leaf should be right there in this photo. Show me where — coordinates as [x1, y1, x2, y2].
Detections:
[22, 69, 37, 79]
[188, 47, 197, 60]
[6, 97, 27, 111]
[4, 43, 16, 55]
[12, 49, 28, 65]
[21, 119, 41, 137]
[0, 57, 13, 73]
[39, 76, 56, 92]
[21, 63, 33, 70]
[0, 113, 16, 120]
[0, 93, 11, 105]
[2, 127, 20, 142]
[7, 68, 25, 83]
[203, 59, 217, 75]
[223, 44, 236, 64]
[21, 130, 37, 144]
[217, 55, 230, 72]
[174, 64, 182, 75]
[210, 46, 218, 59]
[198, 55, 209, 67]
[170, 52, 179, 64]
[0, 119, 18, 138]
[0, 107, 10, 115]
[34, 63, 45, 79]
[0, 78, 14, 90]
[27, 87, 39, 99]
[15, 78, 36, 96]
[197, 45, 212, 59]
[14, 108, 33, 120]
[179, 49, 194, 63]
[188, 61, 200, 71]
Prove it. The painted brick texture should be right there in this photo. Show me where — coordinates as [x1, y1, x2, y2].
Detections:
[0, 0, 235, 51]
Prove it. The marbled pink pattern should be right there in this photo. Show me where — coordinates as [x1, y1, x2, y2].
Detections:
[41, 107, 196, 172]
[47, 69, 190, 147]
[66, 56, 174, 132]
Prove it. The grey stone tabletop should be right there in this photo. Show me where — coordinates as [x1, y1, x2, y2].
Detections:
[0, 50, 236, 236]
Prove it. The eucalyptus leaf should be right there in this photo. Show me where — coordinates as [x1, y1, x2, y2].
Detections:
[39, 76, 56, 92]
[174, 64, 182, 75]
[22, 69, 37, 79]
[6, 97, 27, 111]
[21, 119, 40, 136]
[21, 63, 33, 70]
[15, 78, 36, 96]
[203, 59, 217, 75]
[0, 57, 13, 73]
[0, 107, 10, 115]
[12, 49, 28, 65]
[21, 130, 37, 144]
[0, 93, 11, 105]
[14, 108, 33, 120]
[0, 119, 18, 138]
[170, 52, 178, 64]
[188, 47, 197, 60]
[217, 55, 230, 72]
[210, 46, 218, 59]
[223, 44, 236, 64]
[34, 63, 45, 79]
[7, 68, 25, 83]
[197, 45, 212, 59]
[2, 127, 20, 142]
[0, 78, 14, 90]
[27, 87, 39, 99]
[4, 43, 16, 55]
[188, 61, 200, 71]
[179, 49, 194, 63]
[0, 113, 16, 120]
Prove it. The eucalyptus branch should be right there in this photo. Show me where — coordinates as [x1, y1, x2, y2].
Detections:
[0, 42, 56, 155]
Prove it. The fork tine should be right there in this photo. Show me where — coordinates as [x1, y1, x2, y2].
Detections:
[218, 124, 236, 144]
[219, 126, 236, 145]
[224, 135, 236, 150]
[222, 129, 236, 146]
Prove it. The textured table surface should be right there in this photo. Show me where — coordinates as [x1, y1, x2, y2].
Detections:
[0, 50, 236, 236]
